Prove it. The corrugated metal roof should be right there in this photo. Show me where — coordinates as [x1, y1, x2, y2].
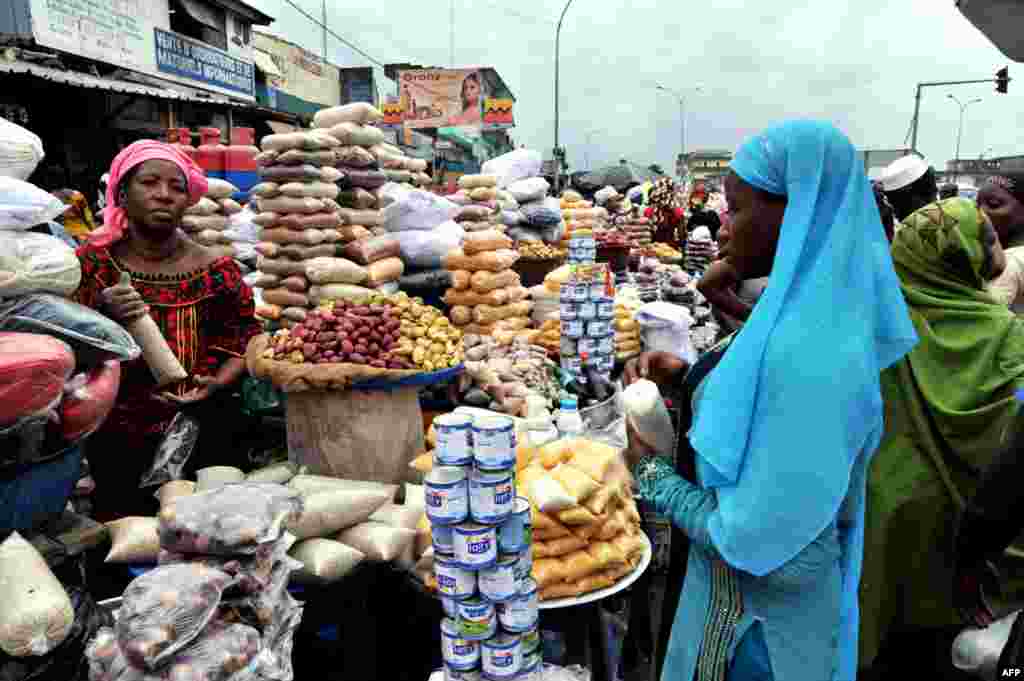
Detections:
[0, 60, 250, 107]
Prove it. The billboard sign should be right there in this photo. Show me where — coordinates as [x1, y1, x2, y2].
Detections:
[482, 98, 514, 128]
[397, 68, 482, 129]
[154, 29, 254, 97]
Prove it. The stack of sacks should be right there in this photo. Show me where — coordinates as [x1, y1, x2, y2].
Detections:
[684, 226, 717, 275]
[507, 178, 563, 244]
[442, 230, 530, 337]
[379, 183, 463, 293]
[0, 115, 45, 181]
[481, 148, 543, 190]
[89, 483, 306, 681]
[623, 213, 652, 248]
[560, 190, 607, 236]
[367, 141, 432, 189]
[517, 438, 645, 601]
[182, 178, 241, 259]
[250, 129, 346, 327]
[613, 298, 642, 362]
[0, 177, 134, 466]
[222, 206, 261, 261]
[450, 174, 502, 235]
[527, 262, 571, 336]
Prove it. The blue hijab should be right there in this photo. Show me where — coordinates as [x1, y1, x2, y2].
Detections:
[688, 120, 917, 668]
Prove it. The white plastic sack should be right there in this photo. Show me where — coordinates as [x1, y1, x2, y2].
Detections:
[335, 521, 416, 562]
[622, 379, 675, 455]
[227, 207, 261, 244]
[0, 178, 67, 230]
[952, 611, 1020, 680]
[0, 231, 81, 298]
[0, 117, 44, 181]
[594, 186, 617, 206]
[394, 220, 465, 268]
[482, 149, 543, 188]
[382, 187, 460, 232]
[0, 531, 74, 657]
[636, 301, 696, 365]
[289, 538, 365, 584]
[376, 181, 412, 209]
[287, 487, 394, 540]
[507, 177, 550, 204]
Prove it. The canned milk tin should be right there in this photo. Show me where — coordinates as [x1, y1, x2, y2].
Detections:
[472, 416, 516, 469]
[433, 522, 455, 554]
[498, 497, 531, 553]
[577, 301, 596, 320]
[469, 468, 514, 525]
[481, 634, 522, 680]
[442, 618, 481, 670]
[454, 523, 498, 570]
[436, 551, 476, 600]
[582, 352, 602, 368]
[569, 236, 595, 250]
[559, 336, 578, 356]
[441, 596, 459, 619]
[445, 665, 482, 681]
[586, 320, 612, 338]
[513, 548, 533, 583]
[577, 337, 598, 356]
[597, 300, 615, 319]
[426, 467, 469, 525]
[597, 335, 615, 355]
[435, 413, 474, 466]
[497, 578, 539, 633]
[522, 650, 542, 678]
[520, 623, 540, 655]
[558, 282, 575, 304]
[562, 318, 584, 338]
[559, 302, 577, 320]
[479, 554, 520, 603]
[457, 597, 497, 640]
[560, 357, 582, 374]
[572, 283, 589, 302]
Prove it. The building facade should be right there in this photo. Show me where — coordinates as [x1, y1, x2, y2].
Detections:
[940, 156, 1024, 187]
[683, 149, 732, 185]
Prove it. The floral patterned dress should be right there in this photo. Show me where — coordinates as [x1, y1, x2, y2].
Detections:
[74, 243, 262, 517]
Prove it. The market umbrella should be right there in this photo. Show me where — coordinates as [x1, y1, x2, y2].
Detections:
[577, 164, 661, 192]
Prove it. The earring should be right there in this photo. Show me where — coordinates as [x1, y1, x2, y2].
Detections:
[117, 190, 127, 207]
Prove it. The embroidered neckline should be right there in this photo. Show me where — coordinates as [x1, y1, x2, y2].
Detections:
[109, 253, 231, 283]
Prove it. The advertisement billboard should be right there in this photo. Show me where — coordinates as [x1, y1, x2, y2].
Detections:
[28, 0, 255, 100]
[396, 68, 482, 129]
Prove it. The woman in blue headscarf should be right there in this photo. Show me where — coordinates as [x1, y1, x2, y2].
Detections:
[623, 120, 918, 681]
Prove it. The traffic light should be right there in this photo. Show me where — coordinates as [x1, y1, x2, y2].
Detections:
[997, 66, 1010, 94]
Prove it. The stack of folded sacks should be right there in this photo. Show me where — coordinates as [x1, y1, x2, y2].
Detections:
[249, 129, 347, 327]
[379, 184, 462, 294]
[623, 214, 652, 249]
[560, 190, 608, 240]
[87, 483, 306, 681]
[684, 226, 717, 275]
[182, 177, 241, 259]
[505, 177, 564, 244]
[518, 438, 646, 601]
[613, 299, 642, 362]
[450, 174, 502, 235]
[443, 229, 531, 336]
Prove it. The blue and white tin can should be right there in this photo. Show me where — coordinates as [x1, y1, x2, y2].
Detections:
[469, 468, 514, 524]
[577, 337, 598, 356]
[577, 301, 597, 320]
[559, 302, 577, 320]
[442, 618, 481, 670]
[433, 522, 455, 554]
[481, 634, 522, 680]
[444, 665, 482, 681]
[513, 548, 533, 584]
[572, 283, 589, 302]
[521, 650, 542, 680]
[497, 578, 539, 633]
[597, 300, 615, 319]
[426, 467, 469, 525]
[562, 318, 584, 338]
[597, 335, 615, 355]
[454, 523, 498, 571]
[472, 416, 516, 468]
[520, 623, 540, 655]
[435, 414, 474, 466]
[457, 597, 497, 640]
[586, 320, 612, 338]
[436, 551, 476, 600]
[498, 497, 531, 554]
[479, 554, 520, 603]
[441, 596, 459, 619]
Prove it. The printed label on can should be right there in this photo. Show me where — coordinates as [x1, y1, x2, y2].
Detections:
[497, 593, 538, 633]
[597, 300, 615, 318]
[472, 417, 516, 468]
[426, 476, 469, 525]
[559, 302, 577, 320]
[442, 596, 459, 619]
[598, 336, 615, 355]
[586, 320, 611, 338]
[433, 523, 455, 553]
[478, 556, 519, 602]
[577, 302, 596, 320]
[436, 555, 477, 600]
[442, 619, 481, 670]
[454, 525, 498, 570]
[559, 282, 575, 303]
[562, 318, 584, 338]
[521, 624, 540, 655]
[470, 474, 514, 524]
[482, 636, 522, 680]
[514, 549, 532, 583]
[572, 284, 589, 302]
[435, 415, 474, 465]
[457, 598, 497, 640]
[577, 337, 598, 355]
[498, 498, 531, 553]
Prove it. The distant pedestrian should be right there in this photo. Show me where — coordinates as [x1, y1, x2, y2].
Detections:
[879, 155, 938, 222]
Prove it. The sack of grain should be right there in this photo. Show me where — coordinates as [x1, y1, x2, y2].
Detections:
[0, 532, 74, 657]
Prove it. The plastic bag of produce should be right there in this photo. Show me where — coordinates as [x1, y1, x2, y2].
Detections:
[635, 301, 696, 365]
[328, 122, 386, 147]
[399, 268, 451, 290]
[116, 564, 235, 670]
[205, 178, 239, 200]
[0, 332, 73, 426]
[287, 487, 393, 540]
[482, 149, 543, 188]
[304, 257, 367, 285]
[59, 360, 120, 441]
[159, 534, 295, 596]
[393, 220, 464, 269]
[0, 117, 44, 182]
[0, 178, 65, 231]
[256, 596, 302, 681]
[507, 178, 550, 204]
[158, 483, 303, 556]
[138, 412, 201, 489]
[337, 145, 378, 169]
[622, 379, 675, 456]
[382, 188, 459, 232]
[0, 532, 73, 657]
[0, 231, 81, 298]
[104, 517, 160, 564]
[522, 198, 563, 227]
[0, 294, 140, 368]
[289, 538, 365, 584]
[335, 521, 415, 562]
[245, 461, 301, 485]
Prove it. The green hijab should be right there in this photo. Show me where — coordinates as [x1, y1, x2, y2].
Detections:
[860, 198, 1024, 668]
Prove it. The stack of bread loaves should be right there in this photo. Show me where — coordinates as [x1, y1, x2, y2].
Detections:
[182, 177, 241, 259]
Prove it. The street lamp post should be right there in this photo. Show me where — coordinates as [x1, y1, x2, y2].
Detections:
[948, 94, 982, 184]
[657, 85, 701, 178]
[583, 129, 602, 172]
[553, 0, 576, 195]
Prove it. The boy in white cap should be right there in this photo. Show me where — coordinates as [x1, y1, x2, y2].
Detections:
[880, 155, 938, 222]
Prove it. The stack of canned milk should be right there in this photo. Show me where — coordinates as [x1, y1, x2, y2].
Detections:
[559, 263, 616, 384]
[426, 412, 541, 681]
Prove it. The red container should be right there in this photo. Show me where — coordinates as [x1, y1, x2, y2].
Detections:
[225, 127, 258, 195]
[196, 127, 225, 180]
[175, 128, 197, 162]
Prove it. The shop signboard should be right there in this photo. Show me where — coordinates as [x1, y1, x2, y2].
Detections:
[27, 0, 255, 100]
[396, 67, 482, 130]
[482, 98, 514, 129]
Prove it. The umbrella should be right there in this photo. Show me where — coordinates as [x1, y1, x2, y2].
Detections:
[577, 163, 662, 192]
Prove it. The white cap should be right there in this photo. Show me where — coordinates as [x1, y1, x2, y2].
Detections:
[880, 156, 930, 192]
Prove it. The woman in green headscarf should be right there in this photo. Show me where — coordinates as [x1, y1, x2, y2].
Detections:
[859, 198, 1024, 679]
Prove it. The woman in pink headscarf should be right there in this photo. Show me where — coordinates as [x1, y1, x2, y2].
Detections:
[74, 140, 262, 520]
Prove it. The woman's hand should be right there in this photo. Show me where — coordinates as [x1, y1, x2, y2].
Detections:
[698, 259, 754, 323]
[156, 376, 222, 407]
[624, 417, 657, 468]
[623, 352, 687, 389]
[100, 281, 149, 324]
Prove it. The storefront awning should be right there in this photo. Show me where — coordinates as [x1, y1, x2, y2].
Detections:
[267, 121, 298, 134]
[253, 50, 282, 79]
[0, 59, 249, 107]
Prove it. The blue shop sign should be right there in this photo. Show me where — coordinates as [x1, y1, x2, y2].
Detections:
[154, 28, 254, 98]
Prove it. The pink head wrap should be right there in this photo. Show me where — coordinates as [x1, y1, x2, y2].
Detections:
[89, 140, 208, 248]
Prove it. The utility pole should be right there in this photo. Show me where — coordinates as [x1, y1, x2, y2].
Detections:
[553, 0, 576, 195]
[948, 94, 982, 185]
[909, 68, 1010, 152]
[450, 0, 455, 68]
[321, 0, 328, 65]
[656, 85, 701, 178]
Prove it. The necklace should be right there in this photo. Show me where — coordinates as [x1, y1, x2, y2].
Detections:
[126, 234, 185, 264]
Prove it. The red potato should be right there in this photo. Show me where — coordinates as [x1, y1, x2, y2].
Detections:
[341, 340, 354, 354]
[350, 354, 367, 364]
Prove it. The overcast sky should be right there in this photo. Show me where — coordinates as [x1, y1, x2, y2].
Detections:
[245, 0, 1022, 174]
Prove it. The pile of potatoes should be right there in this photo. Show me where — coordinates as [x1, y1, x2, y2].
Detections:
[390, 292, 464, 371]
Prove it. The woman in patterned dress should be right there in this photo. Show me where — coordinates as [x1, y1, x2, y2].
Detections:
[74, 141, 261, 520]
[624, 121, 918, 681]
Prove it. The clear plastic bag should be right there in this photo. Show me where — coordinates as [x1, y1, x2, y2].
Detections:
[0, 178, 66, 230]
[158, 483, 303, 556]
[158, 533, 297, 596]
[116, 564, 235, 670]
[138, 413, 201, 489]
[622, 380, 675, 455]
